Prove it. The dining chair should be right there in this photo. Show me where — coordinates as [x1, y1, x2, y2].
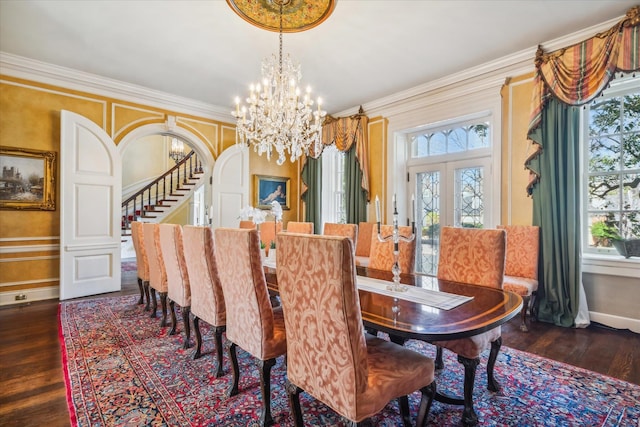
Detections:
[214, 227, 287, 427]
[497, 225, 540, 332]
[434, 226, 507, 426]
[157, 224, 191, 348]
[259, 220, 283, 256]
[286, 221, 314, 234]
[239, 220, 256, 229]
[142, 222, 168, 327]
[276, 233, 436, 427]
[368, 225, 417, 273]
[322, 222, 357, 244]
[182, 225, 226, 377]
[355, 222, 375, 267]
[130, 221, 150, 309]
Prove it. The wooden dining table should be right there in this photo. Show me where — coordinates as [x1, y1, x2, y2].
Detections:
[263, 262, 523, 426]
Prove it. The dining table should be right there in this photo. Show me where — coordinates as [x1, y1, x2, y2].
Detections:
[263, 260, 523, 426]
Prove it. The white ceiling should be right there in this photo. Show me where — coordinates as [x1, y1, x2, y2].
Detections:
[0, 0, 635, 116]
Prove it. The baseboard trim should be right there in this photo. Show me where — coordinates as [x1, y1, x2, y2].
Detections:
[589, 311, 640, 334]
[0, 286, 58, 306]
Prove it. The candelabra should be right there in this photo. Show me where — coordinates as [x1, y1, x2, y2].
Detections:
[375, 195, 415, 292]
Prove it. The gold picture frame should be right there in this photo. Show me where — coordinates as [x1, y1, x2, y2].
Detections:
[0, 146, 56, 210]
[254, 174, 290, 210]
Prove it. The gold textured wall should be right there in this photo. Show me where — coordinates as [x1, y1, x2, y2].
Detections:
[367, 116, 388, 223]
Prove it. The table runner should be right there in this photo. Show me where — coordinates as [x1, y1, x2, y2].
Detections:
[356, 276, 473, 310]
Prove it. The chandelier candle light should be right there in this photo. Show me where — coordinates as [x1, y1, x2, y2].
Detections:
[169, 137, 185, 164]
[231, 1, 327, 165]
[375, 194, 416, 293]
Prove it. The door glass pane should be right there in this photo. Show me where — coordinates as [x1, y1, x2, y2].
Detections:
[454, 166, 484, 228]
[416, 171, 440, 275]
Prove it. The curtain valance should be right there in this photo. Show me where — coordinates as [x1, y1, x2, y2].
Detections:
[526, 6, 640, 193]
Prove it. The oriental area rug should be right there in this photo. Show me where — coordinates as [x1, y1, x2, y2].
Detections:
[59, 295, 640, 427]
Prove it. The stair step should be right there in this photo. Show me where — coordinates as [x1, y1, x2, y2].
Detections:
[141, 215, 157, 219]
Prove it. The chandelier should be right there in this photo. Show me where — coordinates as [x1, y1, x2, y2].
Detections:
[169, 137, 185, 164]
[231, 0, 328, 165]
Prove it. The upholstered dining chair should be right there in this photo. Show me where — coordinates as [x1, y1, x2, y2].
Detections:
[322, 222, 358, 244]
[276, 233, 436, 427]
[214, 227, 287, 427]
[142, 222, 169, 327]
[239, 220, 256, 229]
[182, 225, 226, 377]
[259, 221, 283, 256]
[157, 224, 191, 348]
[368, 225, 417, 274]
[434, 226, 507, 426]
[497, 225, 540, 332]
[286, 221, 314, 234]
[130, 221, 150, 309]
[355, 222, 375, 267]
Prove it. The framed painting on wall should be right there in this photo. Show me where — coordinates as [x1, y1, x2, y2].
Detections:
[254, 174, 290, 210]
[0, 146, 56, 210]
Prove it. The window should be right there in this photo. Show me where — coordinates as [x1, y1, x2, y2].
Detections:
[412, 121, 490, 158]
[321, 145, 346, 225]
[584, 78, 640, 255]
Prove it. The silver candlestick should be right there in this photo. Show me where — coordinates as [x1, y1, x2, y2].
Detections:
[376, 195, 415, 292]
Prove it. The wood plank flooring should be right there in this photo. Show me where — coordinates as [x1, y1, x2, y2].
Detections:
[1, 270, 638, 427]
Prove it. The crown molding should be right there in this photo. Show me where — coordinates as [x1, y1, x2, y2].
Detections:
[0, 52, 234, 123]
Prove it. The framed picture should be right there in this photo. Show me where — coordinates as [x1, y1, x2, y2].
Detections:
[254, 174, 290, 210]
[0, 146, 56, 210]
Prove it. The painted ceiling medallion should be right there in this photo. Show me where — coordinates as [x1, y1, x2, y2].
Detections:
[226, 0, 336, 33]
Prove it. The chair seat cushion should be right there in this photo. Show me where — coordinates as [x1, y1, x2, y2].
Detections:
[354, 334, 435, 422]
[503, 276, 538, 296]
[355, 256, 370, 267]
[262, 306, 287, 360]
[434, 326, 501, 360]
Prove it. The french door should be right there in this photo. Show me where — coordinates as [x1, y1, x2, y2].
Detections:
[409, 157, 492, 275]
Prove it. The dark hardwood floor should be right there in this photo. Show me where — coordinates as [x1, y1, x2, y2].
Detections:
[1, 268, 638, 427]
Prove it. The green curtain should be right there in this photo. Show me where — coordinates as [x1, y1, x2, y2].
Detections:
[301, 156, 322, 233]
[344, 144, 367, 224]
[528, 99, 582, 327]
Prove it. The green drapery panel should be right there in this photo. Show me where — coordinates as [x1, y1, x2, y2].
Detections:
[529, 100, 582, 327]
[344, 144, 368, 224]
[301, 156, 322, 233]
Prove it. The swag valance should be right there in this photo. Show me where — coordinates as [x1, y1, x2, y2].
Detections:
[526, 6, 640, 193]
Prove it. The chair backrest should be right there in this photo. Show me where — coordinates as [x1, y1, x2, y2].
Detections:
[214, 228, 276, 358]
[143, 222, 167, 291]
[497, 225, 540, 280]
[277, 233, 367, 418]
[130, 221, 149, 281]
[182, 226, 225, 326]
[355, 222, 375, 257]
[437, 226, 506, 288]
[286, 221, 314, 234]
[239, 220, 256, 229]
[368, 225, 416, 273]
[157, 224, 190, 307]
[258, 221, 283, 254]
[323, 223, 358, 244]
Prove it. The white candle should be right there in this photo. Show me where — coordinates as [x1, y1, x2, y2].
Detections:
[209, 206, 213, 219]
[375, 196, 381, 223]
[393, 194, 397, 211]
[411, 194, 415, 223]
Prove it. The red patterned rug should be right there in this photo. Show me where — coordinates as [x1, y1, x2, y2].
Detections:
[59, 295, 640, 426]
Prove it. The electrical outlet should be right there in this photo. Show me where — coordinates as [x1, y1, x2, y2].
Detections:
[15, 294, 27, 301]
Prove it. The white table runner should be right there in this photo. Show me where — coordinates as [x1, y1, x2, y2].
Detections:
[356, 276, 473, 310]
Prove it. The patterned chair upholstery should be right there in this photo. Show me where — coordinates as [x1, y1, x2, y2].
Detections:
[322, 222, 357, 244]
[142, 222, 168, 327]
[286, 221, 314, 234]
[183, 226, 226, 377]
[498, 225, 540, 332]
[239, 220, 256, 229]
[276, 233, 436, 426]
[434, 226, 507, 426]
[157, 224, 192, 348]
[214, 228, 287, 427]
[258, 221, 283, 257]
[368, 225, 416, 274]
[355, 222, 375, 267]
[130, 221, 150, 308]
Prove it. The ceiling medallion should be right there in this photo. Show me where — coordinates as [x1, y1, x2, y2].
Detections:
[226, 0, 336, 33]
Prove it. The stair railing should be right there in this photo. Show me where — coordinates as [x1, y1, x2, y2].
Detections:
[121, 151, 204, 231]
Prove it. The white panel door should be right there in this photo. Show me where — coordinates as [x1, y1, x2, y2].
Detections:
[212, 145, 249, 228]
[60, 111, 121, 300]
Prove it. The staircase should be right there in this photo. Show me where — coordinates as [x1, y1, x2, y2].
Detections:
[120, 151, 205, 254]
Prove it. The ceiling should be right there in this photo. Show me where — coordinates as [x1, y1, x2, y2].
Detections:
[0, 1, 635, 116]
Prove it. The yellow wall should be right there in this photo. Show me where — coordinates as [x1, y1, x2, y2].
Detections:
[367, 116, 388, 222]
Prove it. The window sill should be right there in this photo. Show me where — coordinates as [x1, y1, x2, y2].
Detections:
[582, 253, 640, 278]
